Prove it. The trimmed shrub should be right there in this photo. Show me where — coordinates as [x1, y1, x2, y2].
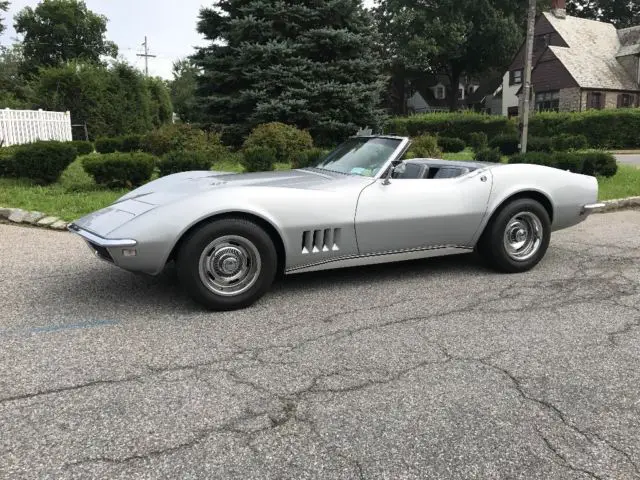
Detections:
[406, 134, 441, 158]
[507, 150, 617, 177]
[120, 134, 143, 152]
[95, 137, 123, 154]
[475, 147, 502, 163]
[551, 134, 588, 152]
[12, 141, 78, 184]
[292, 148, 327, 169]
[385, 112, 517, 141]
[468, 132, 488, 152]
[240, 146, 277, 173]
[0, 147, 17, 177]
[157, 150, 214, 177]
[68, 140, 94, 156]
[83, 152, 156, 188]
[242, 122, 314, 163]
[489, 134, 520, 155]
[437, 136, 466, 153]
[527, 136, 553, 153]
[141, 123, 220, 156]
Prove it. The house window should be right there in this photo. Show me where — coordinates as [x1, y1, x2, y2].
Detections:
[535, 90, 560, 112]
[458, 87, 464, 99]
[510, 70, 523, 85]
[617, 93, 635, 108]
[435, 85, 445, 99]
[587, 91, 603, 109]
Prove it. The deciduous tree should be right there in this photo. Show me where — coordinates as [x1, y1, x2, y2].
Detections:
[567, 0, 640, 28]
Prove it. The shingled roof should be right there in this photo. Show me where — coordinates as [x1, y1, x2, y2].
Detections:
[542, 11, 639, 91]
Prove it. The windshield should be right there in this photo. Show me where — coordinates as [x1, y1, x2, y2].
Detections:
[313, 137, 403, 177]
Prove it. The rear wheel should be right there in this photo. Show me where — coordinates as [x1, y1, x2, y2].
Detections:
[176, 218, 278, 310]
[477, 198, 551, 273]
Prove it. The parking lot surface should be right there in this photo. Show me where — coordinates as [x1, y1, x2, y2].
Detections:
[1, 211, 639, 479]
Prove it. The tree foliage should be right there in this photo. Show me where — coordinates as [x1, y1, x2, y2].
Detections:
[374, 0, 523, 112]
[567, 0, 640, 28]
[29, 61, 172, 140]
[0, 44, 33, 108]
[169, 58, 202, 123]
[0, 1, 9, 37]
[192, 0, 388, 147]
[13, 0, 118, 73]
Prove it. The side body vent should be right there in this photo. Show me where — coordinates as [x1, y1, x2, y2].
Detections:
[301, 228, 341, 254]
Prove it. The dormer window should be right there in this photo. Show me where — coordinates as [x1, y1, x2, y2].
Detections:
[435, 85, 445, 99]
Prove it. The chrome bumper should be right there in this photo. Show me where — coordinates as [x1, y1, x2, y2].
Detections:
[580, 203, 605, 215]
[67, 223, 137, 247]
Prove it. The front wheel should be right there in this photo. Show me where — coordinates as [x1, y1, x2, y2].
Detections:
[175, 218, 278, 310]
[477, 198, 551, 273]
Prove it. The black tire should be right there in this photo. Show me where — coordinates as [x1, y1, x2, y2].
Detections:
[175, 218, 278, 310]
[477, 198, 551, 273]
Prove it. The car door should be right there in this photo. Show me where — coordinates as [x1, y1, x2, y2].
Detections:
[354, 169, 493, 255]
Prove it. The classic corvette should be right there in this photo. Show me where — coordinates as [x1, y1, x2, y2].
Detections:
[68, 134, 604, 310]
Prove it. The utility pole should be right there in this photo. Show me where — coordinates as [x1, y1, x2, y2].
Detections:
[519, 0, 537, 153]
[136, 36, 156, 76]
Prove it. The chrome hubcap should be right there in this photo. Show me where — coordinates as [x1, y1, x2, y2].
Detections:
[198, 235, 261, 296]
[503, 212, 543, 261]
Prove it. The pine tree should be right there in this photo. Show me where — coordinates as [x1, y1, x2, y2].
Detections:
[192, 0, 388, 147]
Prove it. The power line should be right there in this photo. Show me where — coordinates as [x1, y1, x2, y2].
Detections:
[136, 35, 156, 76]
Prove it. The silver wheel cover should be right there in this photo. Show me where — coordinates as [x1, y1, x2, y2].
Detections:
[503, 211, 544, 261]
[198, 235, 262, 296]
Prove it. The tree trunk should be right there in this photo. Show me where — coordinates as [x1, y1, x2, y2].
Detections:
[448, 68, 462, 112]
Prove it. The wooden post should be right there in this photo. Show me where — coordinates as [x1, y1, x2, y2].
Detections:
[520, 0, 537, 153]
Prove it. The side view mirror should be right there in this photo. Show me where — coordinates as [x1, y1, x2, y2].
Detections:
[382, 161, 406, 185]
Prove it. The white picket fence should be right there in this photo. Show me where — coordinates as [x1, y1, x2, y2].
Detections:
[0, 108, 73, 147]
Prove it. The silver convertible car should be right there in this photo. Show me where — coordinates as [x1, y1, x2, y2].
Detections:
[68, 135, 604, 310]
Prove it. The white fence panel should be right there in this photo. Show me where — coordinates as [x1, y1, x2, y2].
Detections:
[0, 108, 73, 147]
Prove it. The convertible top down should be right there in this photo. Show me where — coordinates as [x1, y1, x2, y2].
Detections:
[68, 134, 604, 310]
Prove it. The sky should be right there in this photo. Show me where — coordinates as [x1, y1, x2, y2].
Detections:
[1, 0, 377, 80]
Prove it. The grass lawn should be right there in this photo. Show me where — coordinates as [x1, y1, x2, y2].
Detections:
[1, 153, 638, 221]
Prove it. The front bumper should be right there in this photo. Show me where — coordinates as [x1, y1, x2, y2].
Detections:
[67, 223, 137, 264]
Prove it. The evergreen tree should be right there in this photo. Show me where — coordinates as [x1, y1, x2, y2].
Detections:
[567, 0, 640, 28]
[192, 0, 388, 147]
[0, 1, 9, 37]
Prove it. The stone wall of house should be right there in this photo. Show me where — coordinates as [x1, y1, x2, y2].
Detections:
[559, 88, 581, 111]
[604, 92, 619, 109]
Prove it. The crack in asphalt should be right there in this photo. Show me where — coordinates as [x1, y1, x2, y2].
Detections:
[540, 434, 602, 480]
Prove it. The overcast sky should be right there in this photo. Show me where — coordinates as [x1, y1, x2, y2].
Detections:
[1, 0, 377, 80]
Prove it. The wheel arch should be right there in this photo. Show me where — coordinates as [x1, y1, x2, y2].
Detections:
[478, 189, 555, 242]
[167, 211, 287, 279]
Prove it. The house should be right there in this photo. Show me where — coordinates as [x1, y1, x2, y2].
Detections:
[494, 0, 640, 117]
[406, 74, 481, 113]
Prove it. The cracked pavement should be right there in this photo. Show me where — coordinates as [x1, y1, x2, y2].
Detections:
[1, 210, 639, 479]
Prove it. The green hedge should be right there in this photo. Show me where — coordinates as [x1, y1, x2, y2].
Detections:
[0, 147, 17, 177]
[406, 134, 441, 158]
[385, 113, 517, 142]
[475, 147, 502, 163]
[240, 146, 277, 172]
[292, 148, 328, 169]
[508, 151, 617, 177]
[437, 137, 466, 153]
[157, 150, 213, 177]
[67, 140, 94, 156]
[83, 152, 157, 189]
[95, 137, 123, 154]
[12, 141, 78, 184]
[243, 122, 314, 163]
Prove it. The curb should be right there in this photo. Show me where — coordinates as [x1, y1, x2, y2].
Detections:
[591, 196, 640, 213]
[0, 207, 69, 231]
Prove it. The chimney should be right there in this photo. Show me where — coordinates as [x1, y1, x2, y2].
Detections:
[552, 0, 567, 18]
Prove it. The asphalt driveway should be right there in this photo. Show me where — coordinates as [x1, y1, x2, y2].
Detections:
[1, 211, 639, 479]
[615, 154, 640, 166]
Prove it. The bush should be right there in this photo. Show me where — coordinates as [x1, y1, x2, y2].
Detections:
[385, 112, 517, 142]
[0, 147, 17, 177]
[157, 150, 215, 177]
[12, 141, 78, 184]
[120, 134, 143, 152]
[292, 148, 327, 169]
[95, 137, 123, 154]
[551, 134, 588, 151]
[240, 146, 277, 173]
[140, 123, 220, 156]
[468, 132, 488, 152]
[527, 136, 553, 153]
[475, 147, 502, 163]
[83, 152, 156, 188]
[406, 134, 441, 158]
[489, 134, 520, 155]
[243, 122, 314, 163]
[437, 136, 466, 153]
[507, 150, 617, 177]
[68, 140, 94, 156]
